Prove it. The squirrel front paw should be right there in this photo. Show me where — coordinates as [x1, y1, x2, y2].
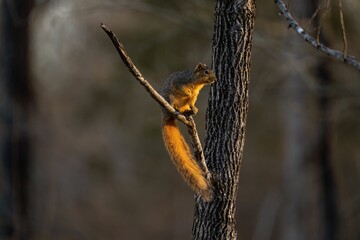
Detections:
[183, 106, 198, 117]
[183, 110, 194, 117]
[190, 106, 198, 115]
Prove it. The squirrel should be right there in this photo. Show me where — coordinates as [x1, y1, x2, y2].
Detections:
[160, 63, 216, 201]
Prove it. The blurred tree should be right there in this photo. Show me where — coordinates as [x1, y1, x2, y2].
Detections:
[0, 0, 35, 239]
[315, 57, 338, 240]
[281, 2, 315, 240]
[312, 3, 339, 240]
[192, 0, 255, 239]
[281, 1, 338, 240]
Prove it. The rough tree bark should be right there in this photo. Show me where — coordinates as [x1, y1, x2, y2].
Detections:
[192, 0, 255, 239]
[0, 0, 34, 239]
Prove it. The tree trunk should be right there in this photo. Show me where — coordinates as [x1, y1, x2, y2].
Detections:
[192, 0, 255, 239]
[0, 0, 34, 239]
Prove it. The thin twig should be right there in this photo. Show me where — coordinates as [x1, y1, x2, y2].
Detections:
[186, 116, 210, 178]
[274, 0, 360, 72]
[287, 0, 291, 12]
[100, 23, 188, 124]
[338, 0, 348, 58]
[317, 0, 331, 45]
[304, 5, 320, 32]
[100, 23, 210, 178]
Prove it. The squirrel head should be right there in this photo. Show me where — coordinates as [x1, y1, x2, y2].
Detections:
[194, 63, 217, 84]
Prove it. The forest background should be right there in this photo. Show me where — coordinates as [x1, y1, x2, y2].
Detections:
[0, 0, 359, 239]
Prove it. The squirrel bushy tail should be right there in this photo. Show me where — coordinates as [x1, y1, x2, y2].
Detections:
[162, 115, 212, 201]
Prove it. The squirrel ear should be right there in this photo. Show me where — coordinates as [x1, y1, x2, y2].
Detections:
[195, 63, 207, 72]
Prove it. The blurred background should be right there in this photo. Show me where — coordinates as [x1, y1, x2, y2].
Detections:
[0, 0, 359, 239]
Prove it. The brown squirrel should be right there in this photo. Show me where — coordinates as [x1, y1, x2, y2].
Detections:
[160, 63, 216, 201]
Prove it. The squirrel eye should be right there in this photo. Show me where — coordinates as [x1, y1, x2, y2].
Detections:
[204, 70, 209, 75]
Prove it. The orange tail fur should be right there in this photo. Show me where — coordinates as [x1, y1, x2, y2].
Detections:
[162, 116, 212, 201]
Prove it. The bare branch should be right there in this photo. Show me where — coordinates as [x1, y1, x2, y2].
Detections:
[338, 0, 348, 58]
[100, 23, 211, 179]
[316, 0, 331, 44]
[274, 0, 360, 72]
[186, 116, 211, 178]
[304, 5, 320, 32]
[287, 0, 291, 11]
[100, 23, 188, 124]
